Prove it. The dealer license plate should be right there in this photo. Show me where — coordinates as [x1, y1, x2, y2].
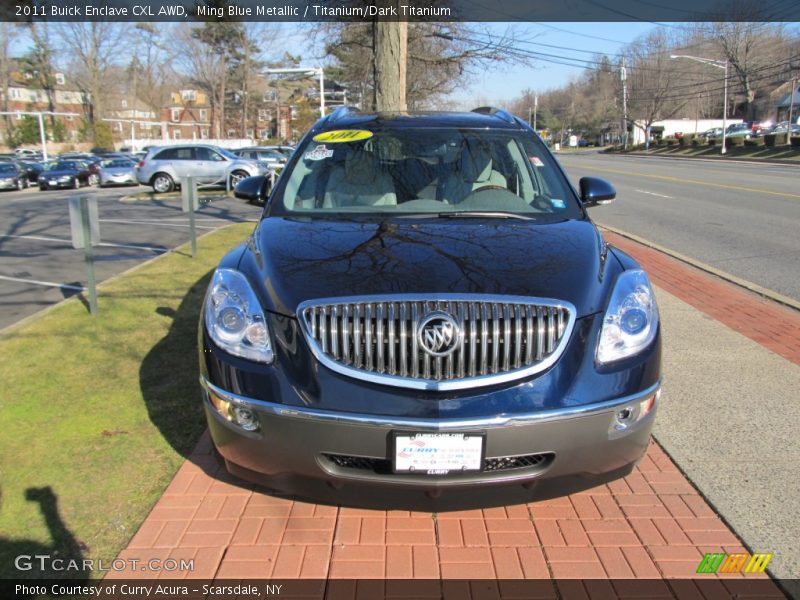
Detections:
[393, 433, 483, 474]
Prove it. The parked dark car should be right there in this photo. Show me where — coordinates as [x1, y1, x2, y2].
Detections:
[199, 107, 662, 509]
[38, 160, 92, 190]
[0, 162, 29, 191]
[19, 161, 44, 183]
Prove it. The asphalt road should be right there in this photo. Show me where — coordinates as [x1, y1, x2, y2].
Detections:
[557, 152, 800, 301]
[0, 184, 262, 330]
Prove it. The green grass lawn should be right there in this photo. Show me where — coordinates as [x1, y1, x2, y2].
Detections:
[0, 223, 252, 580]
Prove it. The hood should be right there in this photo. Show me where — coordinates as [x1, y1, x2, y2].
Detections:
[240, 217, 618, 318]
[43, 169, 80, 177]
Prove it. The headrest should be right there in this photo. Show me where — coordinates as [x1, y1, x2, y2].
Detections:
[458, 139, 493, 182]
[344, 148, 378, 184]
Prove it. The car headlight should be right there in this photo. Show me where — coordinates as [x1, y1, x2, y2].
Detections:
[597, 269, 659, 364]
[59, 175, 71, 182]
[204, 268, 273, 364]
[0, 177, 12, 183]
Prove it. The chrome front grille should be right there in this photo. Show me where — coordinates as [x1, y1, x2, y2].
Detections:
[298, 295, 576, 391]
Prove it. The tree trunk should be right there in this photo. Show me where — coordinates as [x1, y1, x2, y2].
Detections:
[373, 18, 407, 112]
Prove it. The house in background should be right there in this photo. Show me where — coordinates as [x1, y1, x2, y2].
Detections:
[0, 63, 87, 141]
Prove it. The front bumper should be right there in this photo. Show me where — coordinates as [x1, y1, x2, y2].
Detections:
[40, 179, 74, 188]
[0, 180, 17, 189]
[101, 174, 136, 185]
[202, 375, 660, 508]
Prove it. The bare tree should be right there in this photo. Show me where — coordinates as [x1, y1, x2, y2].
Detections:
[127, 23, 176, 117]
[57, 22, 127, 125]
[0, 23, 20, 132]
[696, 22, 793, 121]
[626, 29, 688, 146]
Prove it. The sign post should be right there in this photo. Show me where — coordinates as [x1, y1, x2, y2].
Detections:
[68, 195, 100, 315]
[181, 176, 198, 257]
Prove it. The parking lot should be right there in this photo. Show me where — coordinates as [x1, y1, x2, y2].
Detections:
[0, 184, 261, 329]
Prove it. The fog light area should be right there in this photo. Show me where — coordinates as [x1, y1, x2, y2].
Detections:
[207, 390, 261, 432]
[609, 390, 660, 437]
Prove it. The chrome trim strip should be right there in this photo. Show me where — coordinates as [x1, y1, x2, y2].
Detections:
[200, 377, 661, 430]
[297, 294, 578, 392]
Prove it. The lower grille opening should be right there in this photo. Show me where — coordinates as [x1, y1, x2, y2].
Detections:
[321, 452, 555, 475]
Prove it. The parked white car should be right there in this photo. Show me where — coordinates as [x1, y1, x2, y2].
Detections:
[136, 144, 269, 193]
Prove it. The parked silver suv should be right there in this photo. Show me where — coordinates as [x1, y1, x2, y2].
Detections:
[136, 144, 268, 193]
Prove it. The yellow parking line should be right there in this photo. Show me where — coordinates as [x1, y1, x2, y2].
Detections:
[592, 166, 800, 200]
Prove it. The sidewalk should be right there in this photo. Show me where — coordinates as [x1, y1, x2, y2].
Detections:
[108, 232, 798, 594]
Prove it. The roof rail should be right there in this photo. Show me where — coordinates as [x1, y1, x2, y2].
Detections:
[471, 106, 517, 125]
[327, 105, 362, 123]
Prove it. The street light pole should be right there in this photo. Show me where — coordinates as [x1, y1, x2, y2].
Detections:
[722, 59, 728, 155]
[670, 54, 728, 155]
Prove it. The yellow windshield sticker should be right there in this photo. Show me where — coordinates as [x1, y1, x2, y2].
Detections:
[313, 130, 374, 143]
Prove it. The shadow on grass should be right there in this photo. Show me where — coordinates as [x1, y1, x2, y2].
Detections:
[0, 486, 87, 583]
[138, 271, 215, 459]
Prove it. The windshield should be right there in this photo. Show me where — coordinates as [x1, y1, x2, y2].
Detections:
[276, 128, 579, 219]
[217, 147, 239, 160]
[102, 159, 132, 168]
[47, 161, 80, 171]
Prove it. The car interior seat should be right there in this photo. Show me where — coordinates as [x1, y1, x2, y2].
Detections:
[324, 147, 397, 207]
[439, 139, 507, 204]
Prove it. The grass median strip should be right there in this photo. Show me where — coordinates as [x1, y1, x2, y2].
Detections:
[0, 223, 253, 579]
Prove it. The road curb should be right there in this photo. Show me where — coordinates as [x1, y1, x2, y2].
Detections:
[600, 224, 800, 312]
[601, 150, 800, 167]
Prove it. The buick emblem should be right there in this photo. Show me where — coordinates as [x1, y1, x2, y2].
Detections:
[418, 312, 460, 357]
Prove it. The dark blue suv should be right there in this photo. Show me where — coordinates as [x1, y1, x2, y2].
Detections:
[198, 107, 662, 509]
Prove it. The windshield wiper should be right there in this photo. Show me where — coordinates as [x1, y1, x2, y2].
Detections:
[436, 211, 535, 221]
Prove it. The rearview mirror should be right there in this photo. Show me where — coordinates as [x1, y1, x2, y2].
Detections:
[579, 177, 616, 207]
[234, 175, 268, 204]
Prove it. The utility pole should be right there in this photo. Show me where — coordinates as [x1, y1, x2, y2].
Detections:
[788, 77, 797, 131]
[620, 58, 628, 149]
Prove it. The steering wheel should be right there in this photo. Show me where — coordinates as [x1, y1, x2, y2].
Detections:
[471, 185, 507, 193]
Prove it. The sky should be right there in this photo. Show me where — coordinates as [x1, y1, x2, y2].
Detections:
[447, 22, 658, 108]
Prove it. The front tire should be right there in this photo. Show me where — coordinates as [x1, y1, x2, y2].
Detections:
[73, 177, 80, 190]
[152, 173, 174, 193]
[16, 179, 22, 191]
[89, 174, 99, 186]
[229, 170, 248, 190]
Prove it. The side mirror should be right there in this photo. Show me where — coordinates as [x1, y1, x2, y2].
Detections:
[579, 176, 616, 206]
[234, 175, 268, 204]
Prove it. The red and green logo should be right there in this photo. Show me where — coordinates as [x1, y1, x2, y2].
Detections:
[696, 552, 773, 574]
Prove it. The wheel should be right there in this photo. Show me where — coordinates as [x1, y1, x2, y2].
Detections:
[229, 170, 248, 189]
[73, 177, 80, 189]
[40, 183, 47, 191]
[151, 173, 174, 193]
[89, 174, 99, 186]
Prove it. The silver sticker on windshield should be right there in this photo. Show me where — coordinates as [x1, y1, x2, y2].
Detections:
[304, 145, 333, 161]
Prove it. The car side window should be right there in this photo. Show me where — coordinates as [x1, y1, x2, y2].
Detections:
[195, 147, 226, 161]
